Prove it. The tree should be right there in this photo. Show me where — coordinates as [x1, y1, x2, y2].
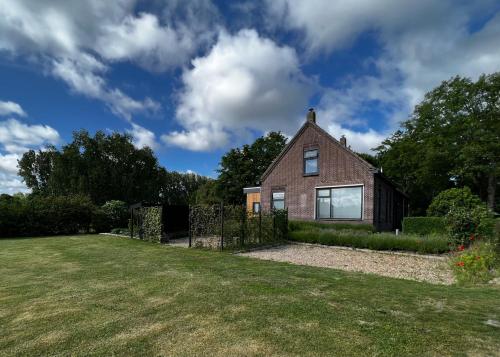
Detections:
[376, 73, 500, 213]
[427, 187, 485, 217]
[194, 180, 221, 204]
[159, 171, 211, 205]
[18, 130, 196, 205]
[217, 132, 287, 204]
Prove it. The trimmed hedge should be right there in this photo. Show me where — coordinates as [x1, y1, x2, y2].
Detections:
[0, 194, 94, 237]
[289, 220, 375, 233]
[289, 229, 449, 254]
[402, 217, 447, 235]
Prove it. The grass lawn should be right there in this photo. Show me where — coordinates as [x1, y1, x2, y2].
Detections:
[1, 235, 499, 356]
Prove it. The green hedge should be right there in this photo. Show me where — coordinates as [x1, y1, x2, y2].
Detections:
[289, 229, 449, 254]
[0, 194, 94, 237]
[289, 220, 374, 232]
[402, 217, 447, 235]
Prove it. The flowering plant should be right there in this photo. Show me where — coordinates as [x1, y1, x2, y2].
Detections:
[451, 242, 496, 285]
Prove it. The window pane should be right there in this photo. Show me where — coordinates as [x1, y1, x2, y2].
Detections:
[272, 192, 285, 200]
[332, 186, 362, 219]
[317, 189, 330, 197]
[317, 197, 331, 218]
[273, 200, 285, 210]
[305, 158, 318, 174]
[253, 202, 260, 213]
[304, 149, 318, 158]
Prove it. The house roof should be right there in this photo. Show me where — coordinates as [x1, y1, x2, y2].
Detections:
[243, 187, 261, 194]
[260, 120, 378, 182]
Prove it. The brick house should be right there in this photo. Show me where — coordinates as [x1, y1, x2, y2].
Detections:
[244, 109, 409, 231]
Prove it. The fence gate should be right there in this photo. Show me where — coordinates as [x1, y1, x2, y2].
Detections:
[189, 203, 288, 250]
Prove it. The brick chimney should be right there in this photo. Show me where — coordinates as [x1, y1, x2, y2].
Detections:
[340, 135, 347, 147]
[306, 108, 316, 124]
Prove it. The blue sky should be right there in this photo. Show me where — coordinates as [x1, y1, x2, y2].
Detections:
[1, 0, 500, 194]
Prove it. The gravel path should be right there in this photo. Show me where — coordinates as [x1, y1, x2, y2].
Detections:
[240, 243, 454, 285]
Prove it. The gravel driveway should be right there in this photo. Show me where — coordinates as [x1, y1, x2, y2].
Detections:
[239, 243, 454, 285]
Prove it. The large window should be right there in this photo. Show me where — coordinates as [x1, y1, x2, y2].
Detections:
[304, 149, 318, 175]
[272, 192, 285, 210]
[316, 186, 363, 220]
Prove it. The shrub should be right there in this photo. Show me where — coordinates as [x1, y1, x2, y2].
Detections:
[101, 200, 129, 229]
[402, 217, 447, 235]
[91, 208, 112, 233]
[445, 205, 492, 246]
[427, 187, 484, 217]
[451, 242, 496, 285]
[0, 194, 94, 237]
[289, 220, 374, 232]
[288, 229, 449, 254]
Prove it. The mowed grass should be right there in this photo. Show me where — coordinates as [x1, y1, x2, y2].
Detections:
[0, 236, 499, 356]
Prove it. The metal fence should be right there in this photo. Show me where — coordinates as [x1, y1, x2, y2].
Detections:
[189, 203, 288, 250]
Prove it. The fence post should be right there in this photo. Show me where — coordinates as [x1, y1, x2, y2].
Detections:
[240, 205, 246, 248]
[188, 206, 192, 248]
[220, 202, 224, 251]
[130, 208, 133, 239]
[258, 208, 262, 244]
[272, 210, 276, 242]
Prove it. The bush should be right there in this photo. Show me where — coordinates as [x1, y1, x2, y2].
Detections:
[427, 187, 484, 217]
[445, 205, 492, 246]
[91, 208, 112, 233]
[402, 217, 447, 235]
[451, 242, 496, 285]
[0, 194, 95, 237]
[288, 229, 449, 254]
[101, 200, 129, 229]
[289, 220, 374, 232]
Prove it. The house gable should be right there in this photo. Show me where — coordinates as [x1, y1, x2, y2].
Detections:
[261, 121, 377, 183]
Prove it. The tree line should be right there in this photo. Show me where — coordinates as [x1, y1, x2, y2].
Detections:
[14, 72, 499, 214]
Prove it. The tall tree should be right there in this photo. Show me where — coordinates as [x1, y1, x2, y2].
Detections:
[19, 130, 164, 204]
[376, 73, 500, 213]
[217, 132, 288, 204]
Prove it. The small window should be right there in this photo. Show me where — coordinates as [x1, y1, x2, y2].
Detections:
[272, 192, 285, 210]
[304, 149, 318, 175]
[252, 202, 260, 214]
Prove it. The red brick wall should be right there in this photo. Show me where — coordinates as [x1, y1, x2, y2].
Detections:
[261, 123, 375, 225]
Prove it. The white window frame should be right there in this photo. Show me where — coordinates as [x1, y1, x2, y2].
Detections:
[313, 184, 364, 220]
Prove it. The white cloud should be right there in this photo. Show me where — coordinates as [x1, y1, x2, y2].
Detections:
[0, 0, 218, 119]
[265, 0, 500, 152]
[163, 29, 312, 151]
[0, 100, 27, 117]
[0, 117, 60, 194]
[127, 122, 159, 150]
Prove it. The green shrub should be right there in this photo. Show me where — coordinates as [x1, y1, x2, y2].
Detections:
[451, 242, 496, 285]
[445, 205, 492, 246]
[427, 187, 484, 217]
[101, 200, 129, 229]
[402, 217, 447, 235]
[91, 208, 112, 233]
[289, 229, 449, 254]
[289, 220, 374, 232]
[0, 194, 94, 237]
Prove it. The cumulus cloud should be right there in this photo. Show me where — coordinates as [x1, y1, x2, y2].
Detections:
[127, 123, 159, 150]
[163, 29, 312, 151]
[262, 0, 500, 152]
[0, 0, 218, 119]
[0, 100, 27, 117]
[0, 117, 60, 194]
